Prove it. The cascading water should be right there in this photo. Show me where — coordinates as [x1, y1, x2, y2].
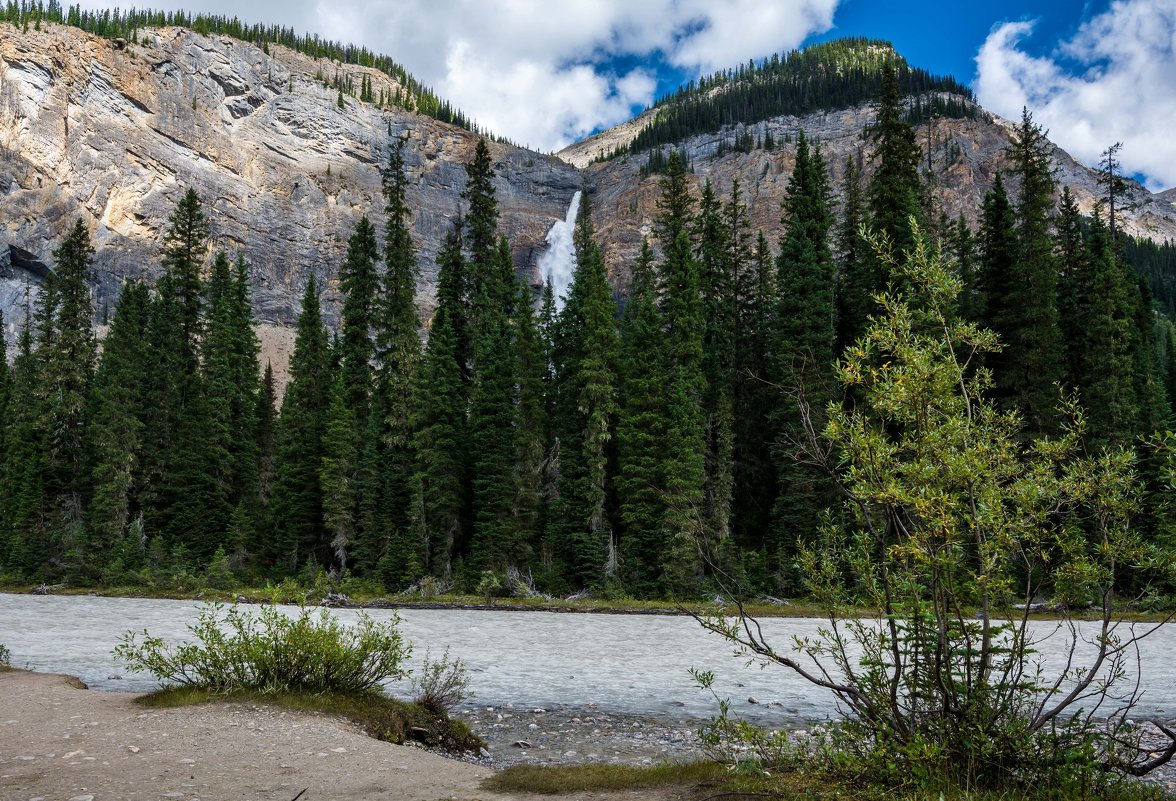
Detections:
[537, 190, 582, 311]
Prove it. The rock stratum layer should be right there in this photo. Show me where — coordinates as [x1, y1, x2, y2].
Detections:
[3, 22, 1176, 364]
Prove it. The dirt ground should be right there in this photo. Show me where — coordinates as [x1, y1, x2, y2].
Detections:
[0, 671, 690, 801]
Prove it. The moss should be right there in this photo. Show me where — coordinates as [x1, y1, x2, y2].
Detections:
[138, 687, 483, 754]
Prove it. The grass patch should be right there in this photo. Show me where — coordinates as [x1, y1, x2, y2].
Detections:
[139, 686, 482, 754]
[482, 761, 726, 794]
[483, 761, 1172, 800]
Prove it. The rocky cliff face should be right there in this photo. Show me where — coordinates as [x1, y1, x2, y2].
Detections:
[0, 22, 581, 345]
[3, 21, 1175, 366]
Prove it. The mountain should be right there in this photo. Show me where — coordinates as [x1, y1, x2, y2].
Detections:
[0, 22, 579, 338]
[3, 23, 1175, 372]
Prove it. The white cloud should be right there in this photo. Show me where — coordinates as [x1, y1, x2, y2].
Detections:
[307, 0, 839, 152]
[975, 0, 1176, 192]
[72, 0, 838, 151]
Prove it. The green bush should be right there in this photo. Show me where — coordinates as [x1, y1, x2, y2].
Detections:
[114, 602, 410, 694]
[0, 642, 11, 668]
[412, 646, 471, 714]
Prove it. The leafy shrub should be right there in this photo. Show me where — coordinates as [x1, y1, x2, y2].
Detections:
[412, 646, 472, 714]
[0, 642, 11, 668]
[114, 602, 410, 694]
[476, 570, 503, 604]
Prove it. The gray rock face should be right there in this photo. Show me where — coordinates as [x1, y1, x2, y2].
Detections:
[0, 21, 581, 339]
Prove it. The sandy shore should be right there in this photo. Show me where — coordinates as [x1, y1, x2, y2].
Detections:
[0, 671, 691, 801]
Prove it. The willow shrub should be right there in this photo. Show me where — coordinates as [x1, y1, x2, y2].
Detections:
[114, 602, 410, 694]
[696, 224, 1176, 792]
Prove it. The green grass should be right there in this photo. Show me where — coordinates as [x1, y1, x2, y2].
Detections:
[481, 760, 727, 794]
[139, 686, 483, 754]
[482, 761, 1172, 800]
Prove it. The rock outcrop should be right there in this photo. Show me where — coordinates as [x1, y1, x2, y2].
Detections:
[0, 21, 581, 341]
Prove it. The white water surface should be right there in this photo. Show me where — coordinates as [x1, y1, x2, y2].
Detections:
[2, 593, 1174, 725]
[536, 190, 581, 311]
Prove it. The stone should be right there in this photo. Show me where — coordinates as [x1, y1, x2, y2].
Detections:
[747, 697, 760, 704]
[512, 740, 532, 749]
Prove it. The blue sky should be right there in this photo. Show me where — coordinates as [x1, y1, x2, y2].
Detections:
[73, 0, 1176, 190]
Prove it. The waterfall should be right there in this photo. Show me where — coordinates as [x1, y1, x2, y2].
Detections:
[537, 190, 582, 311]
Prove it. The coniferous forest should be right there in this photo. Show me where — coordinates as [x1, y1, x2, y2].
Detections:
[2, 65, 1174, 601]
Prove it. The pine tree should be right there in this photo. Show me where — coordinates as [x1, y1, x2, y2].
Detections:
[867, 62, 922, 262]
[161, 188, 210, 349]
[467, 238, 520, 576]
[411, 223, 469, 578]
[616, 240, 666, 594]
[464, 138, 499, 314]
[41, 219, 97, 565]
[513, 276, 547, 561]
[320, 373, 359, 570]
[697, 180, 737, 551]
[87, 281, 150, 562]
[253, 362, 278, 558]
[1, 320, 49, 576]
[999, 109, 1064, 434]
[732, 231, 778, 558]
[338, 216, 380, 428]
[978, 174, 1016, 333]
[270, 276, 332, 572]
[834, 157, 871, 351]
[951, 213, 981, 322]
[770, 132, 836, 587]
[549, 190, 619, 588]
[361, 139, 424, 586]
[655, 152, 706, 595]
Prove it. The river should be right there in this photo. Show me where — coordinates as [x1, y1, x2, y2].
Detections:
[3, 593, 1175, 728]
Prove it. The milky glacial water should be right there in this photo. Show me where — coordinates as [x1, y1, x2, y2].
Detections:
[2, 593, 1174, 726]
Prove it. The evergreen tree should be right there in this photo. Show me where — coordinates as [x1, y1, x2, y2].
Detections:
[951, 213, 981, 322]
[338, 216, 380, 427]
[732, 231, 778, 560]
[513, 275, 547, 561]
[697, 180, 737, 550]
[87, 281, 150, 564]
[616, 240, 666, 594]
[362, 139, 424, 586]
[999, 109, 1064, 433]
[161, 188, 210, 349]
[411, 223, 469, 578]
[464, 138, 499, 315]
[253, 361, 278, 557]
[834, 156, 871, 351]
[978, 174, 1016, 333]
[320, 373, 359, 570]
[655, 152, 706, 594]
[549, 191, 619, 587]
[467, 238, 520, 576]
[41, 219, 97, 565]
[867, 62, 922, 262]
[1, 320, 48, 575]
[770, 132, 836, 587]
[270, 277, 332, 572]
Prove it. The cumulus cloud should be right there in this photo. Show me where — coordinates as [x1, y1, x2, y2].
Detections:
[975, 0, 1176, 192]
[309, 0, 840, 152]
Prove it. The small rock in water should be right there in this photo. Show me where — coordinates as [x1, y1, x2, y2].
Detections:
[531, 708, 546, 714]
[747, 697, 760, 704]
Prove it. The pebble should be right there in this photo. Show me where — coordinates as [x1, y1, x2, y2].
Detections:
[512, 740, 532, 749]
[127, 746, 141, 753]
[67, 796, 94, 801]
[527, 723, 539, 730]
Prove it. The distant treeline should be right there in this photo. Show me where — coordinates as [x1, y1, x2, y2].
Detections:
[594, 38, 977, 161]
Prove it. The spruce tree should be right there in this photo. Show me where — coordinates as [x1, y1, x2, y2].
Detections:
[978, 174, 1016, 333]
[616, 240, 666, 594]
[467, 238, 520, 576]
[320, 372, 359, 570]
[411, 223, 469, 578]
[770, 132, 836, 587]
[951, 213, 981, 322]
[549, 191, 619, 588]
[87, 281, 150, 563]
[999, 109, 1064, 434]
[270, 276, 332, 572]
[655, 152, 706, 594]
[867, 62, 922, 262]
[464, 138, 499, 314]
[42, 219, 97, 562]
[361, 139, 424, 586]
[253, 362, 278, 556]
[338, 216, 380, 426]
[161, 188, 210, 349]
[834, 156, 871, 352]
[513, 275, 546, 560]
[1, 320, 48, 576]
[697, 180, 737, 550]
